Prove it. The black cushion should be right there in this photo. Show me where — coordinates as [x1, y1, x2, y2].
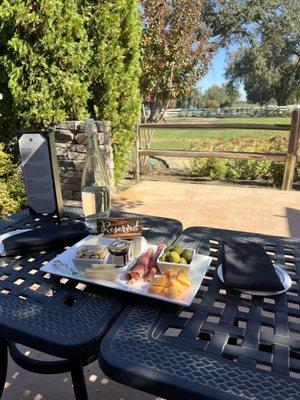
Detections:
[2, 223, 87, 255]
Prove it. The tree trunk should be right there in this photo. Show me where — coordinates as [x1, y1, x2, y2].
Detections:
[148, 101, 163, 123]
[139, 101, 164, 169]
[276, 91, 289, 106]
[275, 82, 292, 106]
[276, 96, 288, 106]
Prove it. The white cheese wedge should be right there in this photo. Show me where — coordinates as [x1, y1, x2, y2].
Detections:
[84, 270, 119, 281]
[90, 264, 117, 270]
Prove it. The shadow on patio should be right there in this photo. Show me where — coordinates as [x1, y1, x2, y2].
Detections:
[285, 208, 300, 238]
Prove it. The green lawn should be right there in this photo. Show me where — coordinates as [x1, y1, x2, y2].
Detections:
[145, 117, 291, 151]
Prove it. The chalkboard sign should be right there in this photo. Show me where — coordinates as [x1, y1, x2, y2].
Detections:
[97, 218, 142, 239]
[18, 130, 63, 219]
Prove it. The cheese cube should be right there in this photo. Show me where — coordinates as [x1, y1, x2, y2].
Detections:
[163, 287, 182, 300]
[165, 270, 177, 280]
[151, 275, 168, 287]
[177, 271, 191, 288]
[167, 278, 186, 292]
[148, 286, 164, 295]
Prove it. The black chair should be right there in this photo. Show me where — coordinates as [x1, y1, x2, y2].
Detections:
[0, 340, 8, 399]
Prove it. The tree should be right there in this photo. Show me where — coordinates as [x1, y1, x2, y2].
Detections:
[224, 82, 240, 106]
[205, 85, 228, 107]
[205, 99, 220, 109]
[177, 83, 240, 109]
[81, 0, 141, 182]
[226, 48, 275, 106]
[141, 0, 213, 123]
[203, 0, 298, 45]
[177, 88, 205, 109]
[225, 0, 300, 106]
[140, 0, 294, 122]
[200, 84, 239, 108]
[293, 85, 300, 103]
[0, 0, 90, 145]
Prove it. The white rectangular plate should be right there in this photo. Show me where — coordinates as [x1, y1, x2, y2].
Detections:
[41, 236, 212, 306]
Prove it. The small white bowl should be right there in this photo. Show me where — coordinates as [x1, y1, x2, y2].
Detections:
[72, 245, 110, 271]
[157, 248, 196, 274]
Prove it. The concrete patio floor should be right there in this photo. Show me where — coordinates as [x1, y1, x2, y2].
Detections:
[3, 181, 300, 399]
[113, 181, 300, 238]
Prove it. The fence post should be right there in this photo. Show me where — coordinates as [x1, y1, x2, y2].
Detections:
[282, 109, 300, 190]
[134, 124, 140, 181]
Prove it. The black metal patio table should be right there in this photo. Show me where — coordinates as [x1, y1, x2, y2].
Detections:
[0, 208, 182, 399]
[99, 226, 300, 400]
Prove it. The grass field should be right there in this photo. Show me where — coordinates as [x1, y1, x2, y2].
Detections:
[146, 117, 291, 150]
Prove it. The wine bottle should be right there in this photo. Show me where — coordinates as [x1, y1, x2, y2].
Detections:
[81, 119, 111, 233]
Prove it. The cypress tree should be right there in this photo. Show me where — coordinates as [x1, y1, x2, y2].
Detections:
[0, 0, 90, 144]
[82, 0, 141, 183]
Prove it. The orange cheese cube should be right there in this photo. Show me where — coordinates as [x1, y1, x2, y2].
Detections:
[165, 270, 177, 280]
[151, 275, 168, 287]
[163, 286, 182, 300]
[177, 271, 191, 288]
[167, 278, 186, 292]
[148, 286, 164, 295]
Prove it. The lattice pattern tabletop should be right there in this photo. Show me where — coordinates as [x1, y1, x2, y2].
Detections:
[100, 227, 300, 400]
[0, 209, 182, 359]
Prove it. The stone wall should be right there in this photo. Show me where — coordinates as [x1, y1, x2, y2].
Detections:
[54, 121, 115, 201]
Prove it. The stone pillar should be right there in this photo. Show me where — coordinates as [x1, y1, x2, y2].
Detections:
[54, 120, 115, 201]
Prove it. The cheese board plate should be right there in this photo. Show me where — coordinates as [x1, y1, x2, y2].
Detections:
[41, 235, 212, 306]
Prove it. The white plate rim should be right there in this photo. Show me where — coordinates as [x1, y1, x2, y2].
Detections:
[217, 264, 292, 296]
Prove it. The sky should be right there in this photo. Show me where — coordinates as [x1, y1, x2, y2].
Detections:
[198, 47, 247, 101]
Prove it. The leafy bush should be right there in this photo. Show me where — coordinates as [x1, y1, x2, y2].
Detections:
[205, 99, 220, 108]
[0, 0, 90, 146]
[189, 136, 299, 186]
[82, 0, 141, 183]
[0, 144, 27, 217]
[0, 0, 142, 183]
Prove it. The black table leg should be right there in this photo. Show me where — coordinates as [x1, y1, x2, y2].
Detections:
[0, 341, 7, 399]
[9, 343, 93, 400]
[71, 365, 89, 400]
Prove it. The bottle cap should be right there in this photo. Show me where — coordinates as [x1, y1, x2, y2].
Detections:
[108, 240, 129, 255]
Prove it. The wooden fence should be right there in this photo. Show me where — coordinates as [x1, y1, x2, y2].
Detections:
[164, 105, 299, 119]
[134, 109, 300, 190]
